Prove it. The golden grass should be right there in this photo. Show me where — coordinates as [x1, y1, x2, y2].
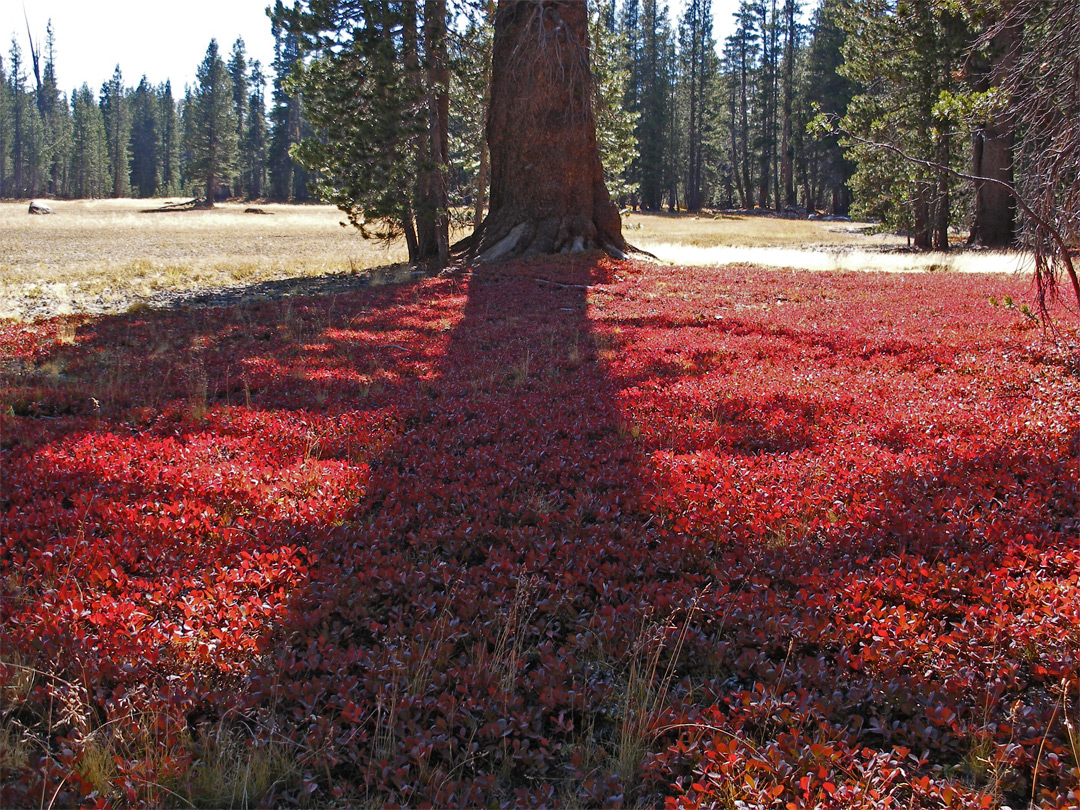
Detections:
[2, 201, 1026, 321]
[628, 211, 1031, 276]
[0, 649, 300, 809]
[1, 198, 408, 320]
[623, 210, 901, 249]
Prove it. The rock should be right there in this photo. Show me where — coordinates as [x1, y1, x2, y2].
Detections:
[244, 207, 272, 215]
[29, 201, 55, 215]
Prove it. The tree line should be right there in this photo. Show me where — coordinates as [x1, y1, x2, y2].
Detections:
[3, 0, 1078, 273]
[0, 21, 312, 203]
[276, 0, 1076, 263]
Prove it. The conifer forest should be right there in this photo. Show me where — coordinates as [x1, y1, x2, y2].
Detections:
[3, 0, 1076, 264]
[2, 1, 1079, 809]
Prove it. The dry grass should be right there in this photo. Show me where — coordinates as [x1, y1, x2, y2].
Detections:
[1, 198, 408, 320]
[0, 650, 300, 809]
[644, 242, 1035, 275]
[623, 211, 900, 249]
[2, 201, 1029, 322]
[627, 212, 1033, 276]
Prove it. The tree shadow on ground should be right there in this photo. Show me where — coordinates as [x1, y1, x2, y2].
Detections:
[1, 258, 1077, 807]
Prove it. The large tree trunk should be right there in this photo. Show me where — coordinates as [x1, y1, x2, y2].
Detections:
[969, 123, 1015, 247]
[461, 0, 629, 262]
[967, 23, 1018, 248]
[420, 0, 451, 266]
[780, 0, 796, 208]
[406, 0, 451, 265]
[473, 140, 488, 232]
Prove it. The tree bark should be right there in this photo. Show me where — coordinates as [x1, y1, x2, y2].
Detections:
[460, 0, 629, 262]
[969, 123, 1015, 246]
[913, 185, 932, 250]
[780, 0, 796, 207]
[473, 140, 488, 232]
[967, 23, 1018, 248]
[421, 0, 451, 266]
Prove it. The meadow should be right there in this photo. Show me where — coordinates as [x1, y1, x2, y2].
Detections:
[1, 204, 1078, 808]
[0, 200, 408, 321]
[2, 199, 1026, 322]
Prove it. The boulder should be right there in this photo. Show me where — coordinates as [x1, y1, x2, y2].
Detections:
[29, 201, 55, 215]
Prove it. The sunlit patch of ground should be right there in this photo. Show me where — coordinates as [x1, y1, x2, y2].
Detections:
[623, 210, 904, 249]
[1, 258, 1077, 807]
[626, 211, 1035, 275]
[643, 242, 1035, 275]
[2, 202, 1037, 321]
[0, 199, 408, 320]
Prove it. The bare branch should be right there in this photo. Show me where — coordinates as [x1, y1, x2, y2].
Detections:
[826, 117, 1080, 313]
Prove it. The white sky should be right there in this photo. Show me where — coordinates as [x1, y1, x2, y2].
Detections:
[3, 1, 797, 98]
[6, 0, 277, 94]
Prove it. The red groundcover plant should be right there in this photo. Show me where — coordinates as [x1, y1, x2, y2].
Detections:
[1, 258, 1078, 808]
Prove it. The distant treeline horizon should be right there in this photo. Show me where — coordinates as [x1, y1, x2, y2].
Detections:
[3, 0, 1077, 261]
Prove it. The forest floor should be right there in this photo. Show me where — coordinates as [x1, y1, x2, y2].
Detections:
[1, 243, 1078, 807]
[2, 199, 1033, 321]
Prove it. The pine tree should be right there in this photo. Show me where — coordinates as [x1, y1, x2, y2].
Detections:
[185, 39, 238, 208]
[724, 4, 760, 209]
[778, 0, 799, 208]
[227, 38, 248, 197]
[9, 37, 48, 198]
[100, 65, 130, 197]
[268, 4, 310, 202]
[128, 76, 160, 197]
[636, 0, 675, 210]
[591, 0, 638, 204]
[9, 39, 26, 195]
[751, 0, 778, 209]
[460, 0, 631, 261]
[0, 55, 12, 197]
[447, 3, 493, 232]
[40, 23, 71, 198]
[802, 0, 853, 215]
[619, 0, 643, 207]
[281, 0, 452, 263]
[159, 81, 180, 196]
[839, 0, 969, 249]
[679, 0, 713, 211]
[71, 84, 109, 198]
[243, 63, 268, 200]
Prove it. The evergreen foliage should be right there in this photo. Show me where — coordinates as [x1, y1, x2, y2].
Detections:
[0, 0, 1075, 270]
[446, 3, 492, 229]
[0, 55, 10, 196]
[243, 62, 269, 200]
[268, 3, 311, 203]
[801, 0, 854, 214]
[227, 38, 248, 197]
[677, 0, 713, 210]
[591, 1, 639, 204]
[70, 84, 109, 198]
[282, 1, 423, 238]
[184, 39, 238, 206]
[100, 65, 130, 198]
[278, 0, 452, 263]
[0, 20, 276, 203]
[838, 0, 969, 249]
[158, 81, 181, 196]
[128, 76, 160, 197]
